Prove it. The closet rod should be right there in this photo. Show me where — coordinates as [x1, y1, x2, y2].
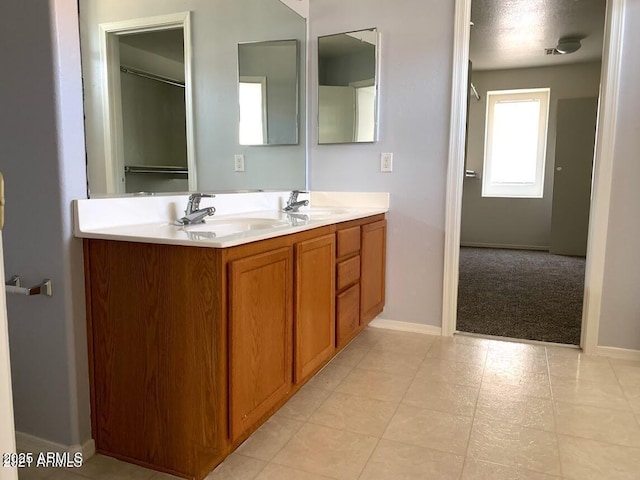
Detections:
[125, 165, 188, 175]
[120, 66, 185, 88]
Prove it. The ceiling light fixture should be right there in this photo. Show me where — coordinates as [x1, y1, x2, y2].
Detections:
[556, 37, 582, 54]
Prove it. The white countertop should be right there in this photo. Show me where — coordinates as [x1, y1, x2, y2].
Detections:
[74, 191, 389, 248]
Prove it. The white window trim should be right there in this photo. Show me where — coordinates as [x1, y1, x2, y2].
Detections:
[482, 88, 550, 198]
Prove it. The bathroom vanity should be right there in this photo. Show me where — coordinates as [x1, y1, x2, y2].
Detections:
[75, 192, 387, 479]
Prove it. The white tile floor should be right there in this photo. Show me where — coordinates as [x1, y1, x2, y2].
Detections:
[18, 328, 640, 480]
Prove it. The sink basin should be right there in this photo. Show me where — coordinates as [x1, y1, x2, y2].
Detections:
[182, 217, 290, 237]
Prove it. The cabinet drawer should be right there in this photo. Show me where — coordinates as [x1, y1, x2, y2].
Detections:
[336, 284, 360, 347]
[336, 255, 360, 291]
[336, 226, 360, 258]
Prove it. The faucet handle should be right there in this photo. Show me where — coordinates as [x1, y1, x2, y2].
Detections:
[186, 192, 215, 214]
[289, 190, 308, 202]
[189, 193, 215, 200]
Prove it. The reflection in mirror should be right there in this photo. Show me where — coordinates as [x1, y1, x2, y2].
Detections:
[318, 28, 378, 144]
[79, 0, 307, 196]
[238, 40, 298, 146]
[119, 29, 190, 193]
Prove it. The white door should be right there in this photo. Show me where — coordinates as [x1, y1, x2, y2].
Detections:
[549, 97, 598, 256]
[0, 173, 18, 480]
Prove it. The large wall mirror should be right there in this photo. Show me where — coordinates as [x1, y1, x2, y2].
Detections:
[238, 40, 299, 146]
[318, 28, 379, 144]
[79, 0, 306, 196]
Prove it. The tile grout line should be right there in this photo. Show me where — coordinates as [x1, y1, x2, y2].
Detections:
[238, 341, 370, 479]
[546, 345, 565, 480]
[259, 416, 307, 465]
[356, 338, 433, 479]
[269, 333, 384, 480]
[458, 342, 489, 480]
[356, 339, 438, 479]
[608, 356, 639, 417]
[550, 354, 640, 448]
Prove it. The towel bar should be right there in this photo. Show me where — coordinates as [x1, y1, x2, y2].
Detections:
[5, 275, 52, 297]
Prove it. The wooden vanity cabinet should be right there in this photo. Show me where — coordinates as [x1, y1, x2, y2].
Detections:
[83, 215, 385, 480]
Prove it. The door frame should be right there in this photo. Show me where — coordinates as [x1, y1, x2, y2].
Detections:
[99, 12, 197, 194]
[0, 234, 18, 479]
[442, 0, 626, 354]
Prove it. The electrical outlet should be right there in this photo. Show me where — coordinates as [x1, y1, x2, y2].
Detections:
[234, 154, 245, 172]
[380, 152, 393, 172]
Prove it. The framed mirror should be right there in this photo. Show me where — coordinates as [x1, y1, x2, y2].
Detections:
[238, 40, 299, 146]
[317, 28, 379, 144]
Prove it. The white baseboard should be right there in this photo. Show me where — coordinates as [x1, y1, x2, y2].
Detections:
[16, 431, 95, 458]
[369, 318, 442, 336]
[595, 346, 640, 361]
[460, 242, 549, 251]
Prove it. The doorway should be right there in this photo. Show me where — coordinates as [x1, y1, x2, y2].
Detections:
[97, 12, 196, 194]
[0, 194, 18, 479]
[442, 0, 625, 353]
[458, 1, 603, 345]
[458, 37, 603, 343]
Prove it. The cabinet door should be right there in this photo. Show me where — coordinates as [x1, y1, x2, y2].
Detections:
[295, 234, 336, 383]
[361, 220, 386, 324]
[229, 247, 293, 442]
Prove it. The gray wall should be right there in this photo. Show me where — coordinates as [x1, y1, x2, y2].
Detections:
[80, 0, 306, 194]
[598, 0, 640, 350]
[120, 73, 188, 168]
[0, 0, 90, 446]
[461, 63, 602, 249]
[309, 0, 454, 327]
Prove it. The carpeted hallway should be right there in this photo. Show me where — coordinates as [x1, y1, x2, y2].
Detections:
[456, 247, 586, 345]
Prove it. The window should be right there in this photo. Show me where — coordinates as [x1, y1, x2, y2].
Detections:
[482, 88, 550, 198]
[239, 76, 267, 145]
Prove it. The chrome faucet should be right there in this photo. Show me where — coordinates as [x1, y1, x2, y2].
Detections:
[283, 190, 309, 213]
[175, 193, 216, 225]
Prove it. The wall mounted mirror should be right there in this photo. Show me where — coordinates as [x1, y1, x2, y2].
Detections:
[79, 0, 306, 196]
[238, 40, 299, 146]
[317, 28, 379, 144]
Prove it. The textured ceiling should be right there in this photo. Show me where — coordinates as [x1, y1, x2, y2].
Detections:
[470, 0, 606, 71]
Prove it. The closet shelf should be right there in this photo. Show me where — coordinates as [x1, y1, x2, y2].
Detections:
[124, 165, 188, 175]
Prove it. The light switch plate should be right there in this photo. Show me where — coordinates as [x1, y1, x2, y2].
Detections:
[234, 154, 245, 172]
[380, 153, 393, 172]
